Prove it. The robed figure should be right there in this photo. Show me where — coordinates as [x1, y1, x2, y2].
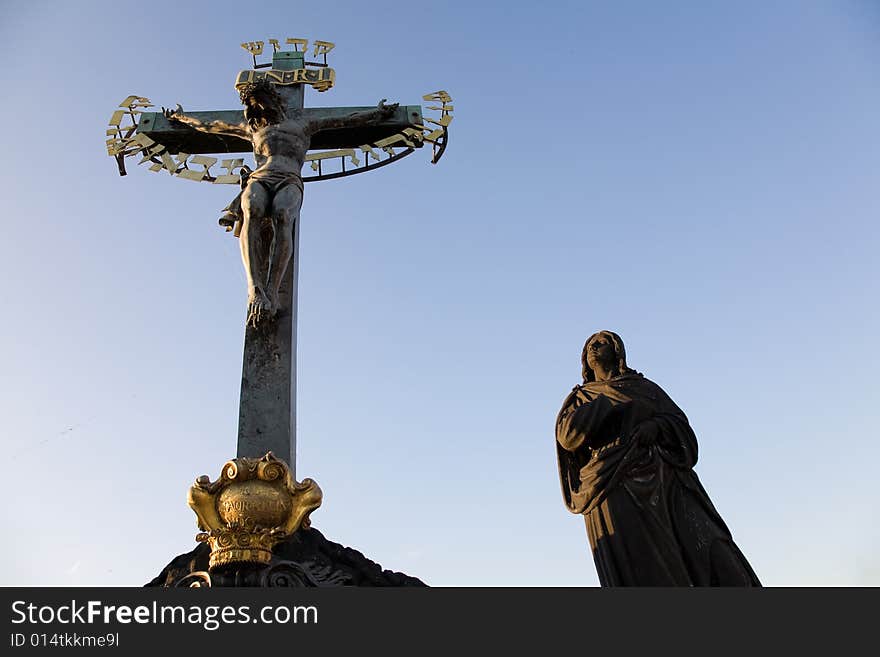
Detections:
[556, 331, 760, 586]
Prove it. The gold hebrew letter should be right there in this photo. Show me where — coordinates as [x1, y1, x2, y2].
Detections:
[131, 133, 166, 164]
[118, 96, 152, 109]
[213, 158, 245, 184]
[178, 155, 218, 182]
[241, 41, 265, 56]
[286, 38, 308, 52]
[373, 133, 416, 149]
[359, 144, 381, 162]
[423, 91, 452, 104]
[424, 114, 453, 127]
[402, 127, 426, 144]
[421, 128, 445, 143]
[160, 151, 179, 175]
[312, 40, 335, 57]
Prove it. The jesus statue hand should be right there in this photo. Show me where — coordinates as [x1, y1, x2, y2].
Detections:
[162, 104, 184, 121]
[377, 99, 399, 116]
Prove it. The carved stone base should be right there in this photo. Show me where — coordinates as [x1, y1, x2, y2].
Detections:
[147, 526, 426, 587]
[172, 556, 341, 588]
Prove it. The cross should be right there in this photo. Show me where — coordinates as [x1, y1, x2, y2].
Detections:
[132, 46, 429, 479]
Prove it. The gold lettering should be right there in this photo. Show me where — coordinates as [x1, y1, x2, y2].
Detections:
[312, 40, 335, 57]
[286, 37, 308, 51]
[422, 128, 445, 143]
[423, 90, 452, 103]
[105, 137, 122, 155]
[424, 114, 453, 128]
[241, 41, 265, 56]
[220, 499, 286, 513]
[192, 155, 218, 167]
[305, 149, 349, 161]
[136, 142, 165, 165]
[118, 95, 152, 109]
[160, 152, 178, 174]
[402, 127, 426, 144]
[214, 158, 245, 184]
[131, 133, 164, 164]
[374, 133, 415, 149]
[314, 69, 335, 92]
[305, 149, 360, 168]
[178, 155, 217, 182]
[359, 144, 381, 162]
[220, 158, 244, 172]
[265, 70, 285, 84]
[130, 133, 155, 148]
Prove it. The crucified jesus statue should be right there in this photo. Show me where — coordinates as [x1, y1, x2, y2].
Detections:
[163, 79, 398, 327]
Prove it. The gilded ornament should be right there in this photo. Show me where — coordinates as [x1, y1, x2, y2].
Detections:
[187, 453, 322, 570]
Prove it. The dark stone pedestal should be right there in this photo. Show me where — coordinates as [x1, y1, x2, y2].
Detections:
[147, 526, 426, 587]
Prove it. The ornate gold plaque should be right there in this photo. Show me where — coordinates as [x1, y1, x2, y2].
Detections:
[188, 453, 322, 570]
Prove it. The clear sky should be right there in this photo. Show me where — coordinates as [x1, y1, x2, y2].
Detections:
[1, 0, 878, 586]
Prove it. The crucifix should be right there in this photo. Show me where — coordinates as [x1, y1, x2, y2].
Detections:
[107, 39, 452, 481]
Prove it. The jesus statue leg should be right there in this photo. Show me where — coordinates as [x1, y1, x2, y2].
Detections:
[266, 183, 303, 313]
[240, 182, 273, 327]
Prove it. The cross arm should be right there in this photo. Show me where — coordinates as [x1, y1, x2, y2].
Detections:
[136, 106, 424, 155]
[307, 102, 397, 133]
[165, 106, 249, 141]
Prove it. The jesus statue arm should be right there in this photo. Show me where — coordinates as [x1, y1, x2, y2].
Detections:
[162, 104, 250, 141]
[307, 99, 399, 133]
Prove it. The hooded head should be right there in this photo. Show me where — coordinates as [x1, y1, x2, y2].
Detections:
[581, 330, 636, 383]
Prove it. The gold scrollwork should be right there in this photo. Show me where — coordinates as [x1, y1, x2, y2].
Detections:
[188, 453, 322, 570]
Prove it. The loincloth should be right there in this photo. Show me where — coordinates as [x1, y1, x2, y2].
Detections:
[246, 168, 304, 195]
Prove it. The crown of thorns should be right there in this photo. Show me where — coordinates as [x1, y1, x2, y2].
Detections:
[238, 78, 282, 105]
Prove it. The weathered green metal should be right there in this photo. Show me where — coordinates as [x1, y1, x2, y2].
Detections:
[273, 50, 304, 64]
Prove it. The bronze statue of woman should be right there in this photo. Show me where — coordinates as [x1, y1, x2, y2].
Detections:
[555, 331, 761, 586]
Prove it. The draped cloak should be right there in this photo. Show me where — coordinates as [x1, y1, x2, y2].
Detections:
[556, 374, 760, 586]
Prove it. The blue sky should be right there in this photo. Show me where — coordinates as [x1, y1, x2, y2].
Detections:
[1, 0, 878, 585]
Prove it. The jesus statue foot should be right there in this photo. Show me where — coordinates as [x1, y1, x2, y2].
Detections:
[268, 291, 282, 316]
[247, 291, 275, 328]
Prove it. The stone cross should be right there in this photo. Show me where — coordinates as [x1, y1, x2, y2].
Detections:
[135, 48, 423, 478]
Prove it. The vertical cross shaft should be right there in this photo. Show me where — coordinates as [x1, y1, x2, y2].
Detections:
[236, 50, 305, 476]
